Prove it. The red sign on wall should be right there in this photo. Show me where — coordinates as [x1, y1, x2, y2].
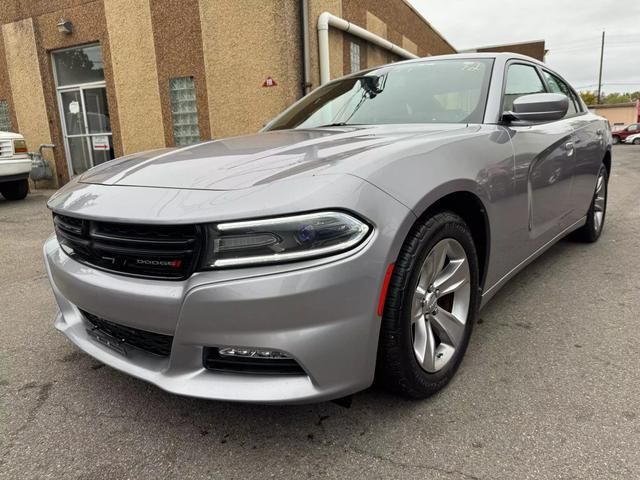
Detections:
[262, 76, 278, 87]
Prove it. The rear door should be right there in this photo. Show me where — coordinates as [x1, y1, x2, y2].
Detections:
[502, 61, 576, 254]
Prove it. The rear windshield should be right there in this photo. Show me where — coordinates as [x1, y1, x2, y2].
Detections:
[267, 59, 494, 130]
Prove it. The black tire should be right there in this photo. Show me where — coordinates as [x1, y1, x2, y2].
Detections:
[633, 138, 640, 145]
[0, 179, 29, 201]
[376, 212, 480, 399]
[573, 165, 608, 243]
[612, 136, 620, 145]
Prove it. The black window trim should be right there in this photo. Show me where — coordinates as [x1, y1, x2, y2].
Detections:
[500, 58, 587, 124]
[538, 67, 587, 119]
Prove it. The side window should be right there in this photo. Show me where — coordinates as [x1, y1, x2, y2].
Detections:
[542, 71, 579, 116]
[503, 64, 546, 112]
[628, 124, 639, 132]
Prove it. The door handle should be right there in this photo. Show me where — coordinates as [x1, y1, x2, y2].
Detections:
[565, 142, 575, 156]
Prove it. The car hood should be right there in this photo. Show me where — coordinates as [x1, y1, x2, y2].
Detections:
[79, 125, 474, 191]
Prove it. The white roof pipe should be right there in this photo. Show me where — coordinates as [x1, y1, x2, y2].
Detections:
[317, 11, 419, 85]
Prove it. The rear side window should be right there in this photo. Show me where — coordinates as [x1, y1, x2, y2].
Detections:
[503, 64, 545, 112]
[542, 71, 580, 116]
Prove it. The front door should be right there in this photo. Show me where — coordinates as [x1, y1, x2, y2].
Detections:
[502, 62, 576, 256]
[53, 45, 115, 176]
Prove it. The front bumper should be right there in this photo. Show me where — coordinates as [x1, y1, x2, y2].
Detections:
[0, 156, 31, 180]
[43, 198, 407, 403]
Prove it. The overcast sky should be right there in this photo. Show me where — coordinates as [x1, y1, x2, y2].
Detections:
[409, 0, 640, 93]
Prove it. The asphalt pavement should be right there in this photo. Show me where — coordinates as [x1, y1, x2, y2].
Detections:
[1, 146, 639, 479]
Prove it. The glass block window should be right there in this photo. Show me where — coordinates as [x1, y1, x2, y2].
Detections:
[169, 77, 200, 146]
[350, 42, 361, 73]
[0, 100, 11, 132]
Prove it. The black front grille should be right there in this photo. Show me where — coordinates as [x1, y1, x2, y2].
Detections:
[53, 214, 202, 280]
[82, 310, 173, 357]
[203, 347, 305, 375]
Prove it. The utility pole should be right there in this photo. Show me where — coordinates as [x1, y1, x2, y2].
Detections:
[597, 30, 605, 104]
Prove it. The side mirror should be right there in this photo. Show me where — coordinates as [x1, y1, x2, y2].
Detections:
[504, 93, 569, 123]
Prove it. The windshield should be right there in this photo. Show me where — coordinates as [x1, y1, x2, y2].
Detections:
[267, 59, 494, 130]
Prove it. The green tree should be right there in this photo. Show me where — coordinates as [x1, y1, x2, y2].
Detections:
[604, 92, 631, 104]
[580, 91, 640, 106]
[580, 91, 597, 105]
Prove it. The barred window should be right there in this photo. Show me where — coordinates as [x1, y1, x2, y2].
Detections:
[350, 42, 361, 73]
[0, 100, 11, 132]
[169, 77, 200, 146]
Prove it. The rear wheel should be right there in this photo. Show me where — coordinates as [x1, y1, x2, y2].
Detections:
[377, 212, 479, 399]
[0, 179, 29, 201]
[633, 138, 640, 145]
[574, 165, 608, 243]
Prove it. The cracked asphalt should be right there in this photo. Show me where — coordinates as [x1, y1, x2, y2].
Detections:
[1, 146, 639, 479]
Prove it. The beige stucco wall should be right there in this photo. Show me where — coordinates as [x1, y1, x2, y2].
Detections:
[365, 11, 388, 68]
[104, 0, 164, 154]
[592, 105, 637, 126]
[1, 18, 56, 183]
[198, 0, 303, 138]
[402, 35, 418, 55]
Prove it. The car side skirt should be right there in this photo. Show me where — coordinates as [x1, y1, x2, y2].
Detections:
[480, 216, 587, 308]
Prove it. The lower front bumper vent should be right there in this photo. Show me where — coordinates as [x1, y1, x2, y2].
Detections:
[81, 310, 174, 357]
[203, 347, 305, 375]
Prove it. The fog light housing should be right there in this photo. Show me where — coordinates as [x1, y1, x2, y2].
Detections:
[218, 347, 292, 359]
[203, 347, 305, 375]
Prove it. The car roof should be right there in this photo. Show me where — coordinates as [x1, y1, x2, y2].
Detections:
[401, 52, 546, 68]
[345, 52, 547, 77]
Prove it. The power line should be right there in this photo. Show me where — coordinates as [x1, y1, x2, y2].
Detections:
[551, 43, 640, 53]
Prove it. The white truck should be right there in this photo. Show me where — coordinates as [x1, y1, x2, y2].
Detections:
[0, 131, 31, 200]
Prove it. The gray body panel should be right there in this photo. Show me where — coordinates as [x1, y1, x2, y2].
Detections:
[45, 53, 611, 403]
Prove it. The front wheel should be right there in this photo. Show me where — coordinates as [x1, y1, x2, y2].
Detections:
[377, 212, 479, 399]
[612, 136, 620, 145]
[0, 179, 29, 201]
[574, 165, 608, 243]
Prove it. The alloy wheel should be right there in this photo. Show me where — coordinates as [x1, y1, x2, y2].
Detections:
[593, 171, 607, 234]
[411, 238, 471, 373]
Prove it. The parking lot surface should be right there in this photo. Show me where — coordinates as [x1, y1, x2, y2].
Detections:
[1, 146, 639, 479]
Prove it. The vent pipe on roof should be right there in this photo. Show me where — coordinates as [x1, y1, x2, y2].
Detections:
[317, 11, 419, 85]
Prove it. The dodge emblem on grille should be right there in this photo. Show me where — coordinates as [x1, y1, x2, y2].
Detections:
[135, 259, 183, 268]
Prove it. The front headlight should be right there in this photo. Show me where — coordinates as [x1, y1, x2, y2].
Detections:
[202, 211, 371, 268]
[13, 139, 28, 154]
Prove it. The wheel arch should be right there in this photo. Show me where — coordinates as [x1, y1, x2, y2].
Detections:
[410, 188, 491, 293]
[603, 150, 612, 175]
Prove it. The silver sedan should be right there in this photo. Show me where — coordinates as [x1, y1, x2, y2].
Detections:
[45, 53, 611, 403]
